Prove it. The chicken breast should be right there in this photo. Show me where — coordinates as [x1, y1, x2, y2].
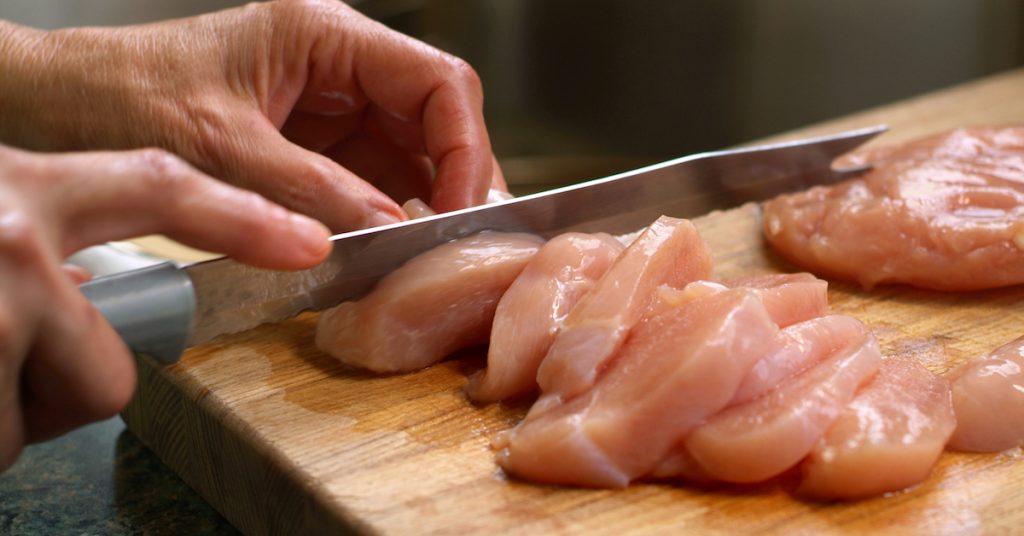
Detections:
[947, 336, 1024, 452]
[796, 357, 955, 501]
[315, 233, 544, 373]
[497, 289, 777, 488]
[531, 216, 713, 414]
[763, 127, 1024, 291]
[683, 333, 882, 483]
[467, 233, 624, 403]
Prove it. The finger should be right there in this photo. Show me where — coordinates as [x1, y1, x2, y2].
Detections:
[417, 72, 493, 212]
[323, 134, 433, 205]
[0, 300, 30, 469]
[35, 149, 331, 269]
[289, 2, 494, 211]
[491, 155, 509, 193]
[211, 116, 407, 232]
[280, 108, 434, 204]
[279, 110, 361, 154]
[0, 210, 58, 467]
[21, 257, 136, 442]
[364, 104, 426, 155]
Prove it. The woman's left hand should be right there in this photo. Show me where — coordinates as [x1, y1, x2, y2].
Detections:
[0, 0, 506, 232]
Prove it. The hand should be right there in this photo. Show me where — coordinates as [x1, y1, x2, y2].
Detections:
[0, 144, 330, 470]
[0, 0, 505, 232]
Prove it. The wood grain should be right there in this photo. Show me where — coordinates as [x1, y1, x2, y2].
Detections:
[123, 67, 1024, 535]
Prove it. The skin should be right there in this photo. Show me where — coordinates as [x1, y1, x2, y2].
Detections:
[0, 0, 503, 470]
[0, 0, 506, 228]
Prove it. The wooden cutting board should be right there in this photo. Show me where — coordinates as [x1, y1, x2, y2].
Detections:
[122, 68, 1024, 535]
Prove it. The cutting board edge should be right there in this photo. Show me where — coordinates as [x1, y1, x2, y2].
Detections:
[121, 357, 373, 536]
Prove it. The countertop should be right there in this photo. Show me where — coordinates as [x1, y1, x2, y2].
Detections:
[0, 418, 237, 535]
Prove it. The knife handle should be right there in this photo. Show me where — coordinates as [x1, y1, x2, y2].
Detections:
[79, 261, 195, 364]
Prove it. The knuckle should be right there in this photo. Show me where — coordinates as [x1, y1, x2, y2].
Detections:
[273, 0, 340, 22]
[136, 147, 187, 177]
[445, 56, 483, 92]
[0, 205, 45, 263]
[132, 148, 198, 198]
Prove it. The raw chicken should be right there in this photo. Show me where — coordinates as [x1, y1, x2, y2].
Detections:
[725, 273, 828, 328]
[532, 216, 713, 414]
[947, 336, 1024, 452]
[682, 333, 882, 483]
[497, 289, 778, 488]
[315, 233, 543, 373]
[467, 233, 624, 402]
[763, 127, 1024, 291]
[652, 273, 828, 329]
[642, 274, 841, 407]
[731, 314, 868, 406]
[797, 358, 955, 500]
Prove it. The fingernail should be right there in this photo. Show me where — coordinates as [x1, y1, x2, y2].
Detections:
[289, 213, 331, 257]
[365, 211, 404, 228]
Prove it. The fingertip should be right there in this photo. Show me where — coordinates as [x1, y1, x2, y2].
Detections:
[100, 352, 137, 419]
[73, 308, 138, 422]
[364, 205, 407, 228]
[289, 211, 332, 261]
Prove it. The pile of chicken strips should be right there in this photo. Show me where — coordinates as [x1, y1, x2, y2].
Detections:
[315, 127, 1024, 501]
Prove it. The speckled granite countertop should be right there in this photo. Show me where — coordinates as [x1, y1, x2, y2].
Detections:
[0, 417, 239, 535]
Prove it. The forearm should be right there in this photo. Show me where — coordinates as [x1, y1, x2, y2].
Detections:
[0, 19, 192, 153]
[0, 20, 48, 149]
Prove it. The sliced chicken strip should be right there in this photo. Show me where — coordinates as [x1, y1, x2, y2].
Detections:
[683, 332, 882, 484]
[315, 233, 543, 373]
[797, 357, 955, 500]
[532, 216, 713, 415]
[497, 289, 777, 488]
[467, 233, 624, 402]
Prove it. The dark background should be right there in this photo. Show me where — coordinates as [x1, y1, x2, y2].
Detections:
[3, 0, 1023, 191]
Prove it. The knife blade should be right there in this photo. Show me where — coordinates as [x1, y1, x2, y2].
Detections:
[80, 125, 886, 364]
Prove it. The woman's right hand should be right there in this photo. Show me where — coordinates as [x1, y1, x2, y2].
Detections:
[0, 144, 331, 471]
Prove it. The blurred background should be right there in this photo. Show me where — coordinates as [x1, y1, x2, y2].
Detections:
[2, 0, 1023, 194]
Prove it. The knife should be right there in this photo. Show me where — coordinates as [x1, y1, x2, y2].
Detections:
[80, 125, 886, 364]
